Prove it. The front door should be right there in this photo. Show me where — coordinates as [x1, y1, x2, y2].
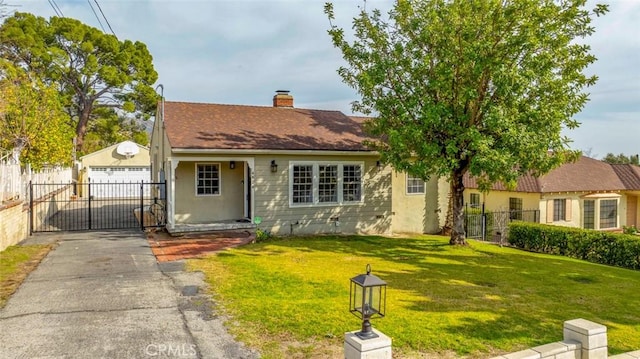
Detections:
[245, 163, 252, 219]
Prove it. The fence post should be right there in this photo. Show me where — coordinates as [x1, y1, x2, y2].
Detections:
[88, 180, 92, 230]
[140, 181, 145, 231]
[481, 203, 486, 241]
[29, 181, 33, 235]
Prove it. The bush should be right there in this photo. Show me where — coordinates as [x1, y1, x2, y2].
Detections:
[508, 222, 640, 270]
[255, 228, 272, 242]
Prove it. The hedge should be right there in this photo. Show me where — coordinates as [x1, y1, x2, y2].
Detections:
[507, 222, 640, 270]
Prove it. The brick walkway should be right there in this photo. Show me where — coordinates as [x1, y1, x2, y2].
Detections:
[147, 230, 254, 262]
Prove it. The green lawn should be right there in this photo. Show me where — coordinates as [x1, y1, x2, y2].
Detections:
[0, 244, 53, 308]
[187, 235, 640, 358]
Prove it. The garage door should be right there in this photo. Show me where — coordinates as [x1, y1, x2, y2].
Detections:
[89, 167, 151, 198]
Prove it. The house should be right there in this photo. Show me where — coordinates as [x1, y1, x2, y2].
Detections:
[78, 141, 151, 198]
[463, 156, 640, 231]
[151, 91, 445, 235]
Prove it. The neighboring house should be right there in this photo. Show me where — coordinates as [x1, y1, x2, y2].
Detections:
[463, 156, 640, 231]
[151, 91, 437, 235]
[78, 141, 151, 198]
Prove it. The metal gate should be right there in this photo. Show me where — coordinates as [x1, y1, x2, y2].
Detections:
[30, 181, 166, 233]
[464, 205, 540, 241]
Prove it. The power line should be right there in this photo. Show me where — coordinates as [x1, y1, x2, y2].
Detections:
[87, 0, 106, 33]
[47, 0, 64, 17]
[93, 0, 116, 38]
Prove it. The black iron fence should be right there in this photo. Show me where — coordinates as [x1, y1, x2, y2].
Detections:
[30, 181, 166, 233]
[464, 204, 540, 242]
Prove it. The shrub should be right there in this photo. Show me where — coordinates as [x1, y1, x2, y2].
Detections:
[255, 228, 272, 242]
[623, 225, 638, 235]
[508, 222, 640, 270]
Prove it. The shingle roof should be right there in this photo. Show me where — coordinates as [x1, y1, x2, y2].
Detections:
[611, 164, 640, 190]
[464, 156, 640, 193]
[162, 101, 372, 151]
[463, 173, 540, 192]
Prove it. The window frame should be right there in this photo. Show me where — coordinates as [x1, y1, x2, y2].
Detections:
[469, 193, 480, 208]
[583, 199, 595, 229]
[553, 198, 566, 222]
[406, 174, 425, 195]
[289, 161, 364, 208]
[509, 197, 523, 221]
[581, 196, 620, 230]
[195, 163, 221, 196]
[599, 198, 618, 229]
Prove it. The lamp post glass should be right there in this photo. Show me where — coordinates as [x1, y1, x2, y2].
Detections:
[350, 264, 386, 340]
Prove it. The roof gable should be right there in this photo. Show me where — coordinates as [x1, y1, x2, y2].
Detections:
[80, 141, 149, 160]
[162, 101, 372, 152]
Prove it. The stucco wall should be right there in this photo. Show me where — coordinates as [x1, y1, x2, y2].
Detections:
[391, 171, 444, 234]
[0, 201, 28, 251]
[173, 161, 245, 223]
[540, 193, 626, 230]
[464, 189, 541, 212]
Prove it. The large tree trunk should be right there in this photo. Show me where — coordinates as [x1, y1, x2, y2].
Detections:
[449, 169, 467, 245]
[75, 104, 92, 153]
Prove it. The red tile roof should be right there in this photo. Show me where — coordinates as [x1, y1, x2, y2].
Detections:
[162, 101, 372, 151]
[464, 156, 640, 193]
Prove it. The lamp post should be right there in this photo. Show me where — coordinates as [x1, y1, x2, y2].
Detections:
[345, 264, 392, 359]
[349, 264, 387, 340]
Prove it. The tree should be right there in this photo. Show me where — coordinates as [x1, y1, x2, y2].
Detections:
[602, 153, 639, 165]
[81, 107, 149, 155]
[326, 0, 607, 245]
[0, 61, 73, 169]
[0, 12, 158, 154]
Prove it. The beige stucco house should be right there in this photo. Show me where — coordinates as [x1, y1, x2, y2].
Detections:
[152, 91, 445, 235]
[78, 141, 150, 198]
[463, 156, 640, 231]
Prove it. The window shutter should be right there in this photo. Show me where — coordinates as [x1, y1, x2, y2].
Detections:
[546, 200, 553, 223]
[565, 198, 572, 221]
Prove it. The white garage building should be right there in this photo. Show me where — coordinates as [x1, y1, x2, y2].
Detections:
[78, 141, 151, 198]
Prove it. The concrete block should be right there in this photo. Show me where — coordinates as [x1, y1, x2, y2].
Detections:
[555, 349, 581, 359]
[564, 319, 607, 336]
[344, 329, 392, 359]
[503, 349, 541, 359]
[563, 319, 607, 350]
[562, 340, 581, 352]
[532, 341, 571, 357]
[582, 347, 608, 359]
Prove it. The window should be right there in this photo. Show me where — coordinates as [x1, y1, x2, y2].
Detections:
[406, 175, 425, 194]
[583, 200, 595, 229]
[196, 163, 220, 195]
[318, 165, 338, 203]
[599, 199, 617, 229]
[343, 164, 362, 202]
[292, 165, 313, 204]
[509, 197, 523, 220]
[553, 199, 566, 221]
[290, 162, 363, 206]
[583, 197, 619, 230]
[470, 193, 480, 208]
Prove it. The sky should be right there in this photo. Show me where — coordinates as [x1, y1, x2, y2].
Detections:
[13, 0, 640, 159]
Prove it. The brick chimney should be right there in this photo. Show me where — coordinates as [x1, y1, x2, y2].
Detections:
[273, 90, 293, 108]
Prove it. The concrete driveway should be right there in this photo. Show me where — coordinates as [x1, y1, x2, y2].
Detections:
[0, 231, 258, 359]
